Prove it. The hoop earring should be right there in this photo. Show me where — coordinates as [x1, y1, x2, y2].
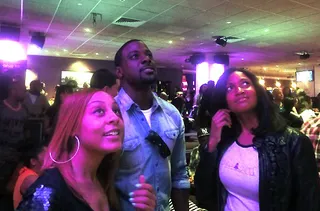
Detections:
[49, 135, 81, 164]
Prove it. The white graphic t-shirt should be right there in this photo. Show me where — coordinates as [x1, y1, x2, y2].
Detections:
[219, 141, 260, 211]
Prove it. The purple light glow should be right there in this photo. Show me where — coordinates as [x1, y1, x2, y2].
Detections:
[27, 44, 42, 55]
[196, 62, 209, 95]
[0, 40, 27, 62]
[196, 62, 225, 96]
[210, 63, 225, 84]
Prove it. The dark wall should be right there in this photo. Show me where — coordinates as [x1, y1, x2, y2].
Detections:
[27, 55, 182, 99]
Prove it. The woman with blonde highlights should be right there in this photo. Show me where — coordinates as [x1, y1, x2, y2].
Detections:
[17, 89, 156, 211]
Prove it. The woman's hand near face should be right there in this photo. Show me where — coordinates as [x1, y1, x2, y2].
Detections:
[208, 109, 231, 152]
[130, 175, 156, 211]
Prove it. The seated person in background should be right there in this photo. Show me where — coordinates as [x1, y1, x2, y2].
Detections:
[171, 91, 185, 114]
[299, 95, 316, 122]
[280, 97, 303, 128]
[23, 80, 49, 119]
[17, 89, 155, 211]
[301, 116, 320, 174]
[90, 68, 120, 97]
[272, 88, 283, 111]
[13, 144, 47, 209]
[159, 92, 169, 101]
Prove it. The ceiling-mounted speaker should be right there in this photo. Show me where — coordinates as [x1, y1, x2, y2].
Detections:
[31, 32, 45, 49]
[0, 23, 20, 41]
[185, 53, 206, 65]
[214, 55, 229, 66]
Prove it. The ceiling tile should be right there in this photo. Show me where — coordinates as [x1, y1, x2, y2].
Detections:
[252, 15, 292, 26]
[101, 0, 143, 8]
[159, 26, 192, 35]
[256, 0, 300, 14]
[134, 0, 178, 13]
[298, 13, 320, 24]
[122, 9, 158, 21]
[228, 0, 271, 8]
[179, 0, 226, 11]
[207, 2, 249, 17]
[278, 6, 319, 18]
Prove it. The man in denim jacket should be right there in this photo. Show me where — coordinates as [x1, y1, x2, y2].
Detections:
[114, 39, 190, 211]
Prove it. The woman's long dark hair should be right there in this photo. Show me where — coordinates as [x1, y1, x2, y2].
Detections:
[207, 68, 287, 140]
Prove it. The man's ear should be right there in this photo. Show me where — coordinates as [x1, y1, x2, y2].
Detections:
[116, 67, 123, 79]
[102, 86, 109, 92]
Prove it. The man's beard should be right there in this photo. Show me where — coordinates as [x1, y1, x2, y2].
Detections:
[139, 73, 157, 85]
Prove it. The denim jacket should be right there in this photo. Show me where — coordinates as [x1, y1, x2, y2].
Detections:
[115, 88, 190, 211]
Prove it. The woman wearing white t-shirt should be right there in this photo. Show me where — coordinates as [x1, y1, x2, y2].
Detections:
[195, 68, 320, 211]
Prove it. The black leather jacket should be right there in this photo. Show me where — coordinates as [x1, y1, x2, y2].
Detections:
[195, 127, 320, 211]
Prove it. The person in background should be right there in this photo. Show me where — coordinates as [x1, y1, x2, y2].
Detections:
[301, 116, 320, 175]
[171, 91, 185, 114]
[299, 95, 316, 122]
[23, 80, 50, 118]
[272, 88, 283, 111]
[280, 97, 303, 128]
[194, 84, 208, 107]
[282, 86, 292, 98]
[0, 79, 27, 211]
[195, 68, 319, 211]
[159, 92, 169, 101]
[115, 39, 190, 211]
[13, 144, 47, 209]
[17, 89, 156, 211]
[0, 80, 27, 150]
[44, 84, 73, 137]
[90, 68, 120, 97]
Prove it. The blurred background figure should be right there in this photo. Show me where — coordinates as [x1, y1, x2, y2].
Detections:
[23, 80, 49, 119]
[159, 92, 169, 101]
[280, 97, 303, 128]
[13, 144, 47, 209]
[44, 84, 73, 138]
[172, 90, 185, 114]
[272, 88, 284, 111]
[90, 68, 120, 97]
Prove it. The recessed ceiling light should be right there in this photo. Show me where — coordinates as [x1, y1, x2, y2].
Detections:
[63, 49, 68, 52]
[168, 40, 173, 44]
[276, 65, 279, 67]
[119, 0, 125, 2]
[106, 56, 109, 58]
[263, 67, 267, 70]
[298, 63, 302, 65]
[95, 53, 99, 55]
[226, 21, 231, 24]
[77, 3, 82, 6]
[241, 58, 244, 61]
[264, 29, 269, 32]
[84, 28, 92, 33]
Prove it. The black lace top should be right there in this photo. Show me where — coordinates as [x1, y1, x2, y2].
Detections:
[16, 168, 115, 211]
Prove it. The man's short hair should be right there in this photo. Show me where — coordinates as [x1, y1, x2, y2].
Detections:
[114, 39, 143, 67]
[90, 69, 117, 89]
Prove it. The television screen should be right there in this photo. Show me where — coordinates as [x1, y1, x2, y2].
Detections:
[61, 71, 93, 88]
[296, 70, 314, 82]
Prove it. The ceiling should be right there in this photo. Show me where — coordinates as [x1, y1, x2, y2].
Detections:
[1, 0, 320, 77]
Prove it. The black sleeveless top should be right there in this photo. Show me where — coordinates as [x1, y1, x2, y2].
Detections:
[17, 168, 116, 211]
